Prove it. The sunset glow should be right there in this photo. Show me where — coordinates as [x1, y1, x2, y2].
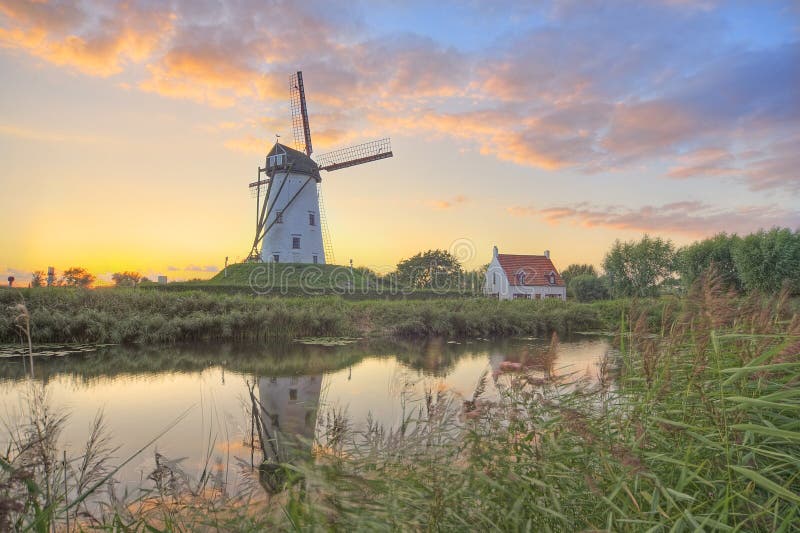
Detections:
[1, 1, 798, 282]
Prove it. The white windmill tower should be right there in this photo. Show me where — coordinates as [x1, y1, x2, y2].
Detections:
[247, 72, 393, 264]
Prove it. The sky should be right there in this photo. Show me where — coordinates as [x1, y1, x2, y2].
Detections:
[1, 0, 798, 283]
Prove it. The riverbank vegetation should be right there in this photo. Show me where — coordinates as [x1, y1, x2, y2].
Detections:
[2, 273, 797, 530]
[0, 288, 607, 344]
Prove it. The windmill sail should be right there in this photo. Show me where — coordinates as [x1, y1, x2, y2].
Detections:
[289, 72, 313, 156]
[316, 138, 393, 172]
[246, 70, 393, 263]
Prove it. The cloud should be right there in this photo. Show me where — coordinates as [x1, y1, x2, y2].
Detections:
[667, 148, 736, 179]
[1, 0, 797, 193]
[0, 1, 175, 76]
[224, 135, 269, 154]
[508, 201, 800, 236]
[427, 194, 468, 210]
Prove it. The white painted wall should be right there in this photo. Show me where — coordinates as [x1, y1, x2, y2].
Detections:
[484, 248, 509, 297]
[260, 172, 326, 264]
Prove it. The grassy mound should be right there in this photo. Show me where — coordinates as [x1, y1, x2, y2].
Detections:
[204, 262, 374, 288]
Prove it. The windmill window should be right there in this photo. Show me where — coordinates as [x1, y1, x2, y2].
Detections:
[273, 254, 280, 263]
[309, 213, 316, 226]
[275, 211, 283, 223]
[289, 388, 298, 401]
[268, 154, 284, 167]
[313, 255, 318, 264]
[292, 236, 301, 249]
[493, 272, 496, 285]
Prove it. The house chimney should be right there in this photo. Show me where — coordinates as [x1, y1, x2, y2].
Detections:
[544, 250, 550, 259]
[493, 245, 498, 258]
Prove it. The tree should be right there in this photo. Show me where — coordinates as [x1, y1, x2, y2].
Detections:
[31, 271, 45, 288]
[569, 274, 610, 302]
[675, 233, 741, 291]
[61, 267, 95, 288]
[396, 249, 463, 290]
[732, 228, 800, 294]
[560, 264, 597, 286]
[602, 235, 675, 297]
[112, 271, 142, 288]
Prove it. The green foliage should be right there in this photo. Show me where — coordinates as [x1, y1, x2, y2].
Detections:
[676, 232, 742, 291]
[111, 271, 142, 288]
[603, 235, 675, 297]
[732, 227, 800, 294]
[30, 271, 45, 288]
[280, 277, 800, 531]
[568, 274, 610, 302]
[0, 289, 604, 344]
[560, 263, 597, 286]
[60, 267, 95, 288]
[395, 249, 463, 290]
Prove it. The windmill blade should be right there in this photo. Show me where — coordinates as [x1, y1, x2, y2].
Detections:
[289, 71, 313, 156]
[316, 138, 393, 172]
[249, 178, 270, 198]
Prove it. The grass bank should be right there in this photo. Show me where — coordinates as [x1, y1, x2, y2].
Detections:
[278, 276, 800, 530]
[2, 274, 798, 530]
[1, 288, 607, 344]
[144, 262, 476, 299]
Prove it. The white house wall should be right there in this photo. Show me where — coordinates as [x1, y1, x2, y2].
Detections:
[484, 255, 567, 301]
[260, 172, 326, 264]
[484, 256, 509, 296]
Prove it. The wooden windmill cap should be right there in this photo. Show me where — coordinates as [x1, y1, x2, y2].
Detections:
[267, 143, 321, 181]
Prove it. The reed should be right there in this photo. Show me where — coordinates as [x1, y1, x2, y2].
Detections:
[2, 273, 797, 530]
[0, 288, 606, 344]
[277, 271, 800, 531]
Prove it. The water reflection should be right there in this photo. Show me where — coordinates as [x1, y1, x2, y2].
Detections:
[255, 374, 322, 492]
[0, 336, 610, 496]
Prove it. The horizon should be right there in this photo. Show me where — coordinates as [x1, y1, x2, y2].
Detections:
[2, 1, 799, 284]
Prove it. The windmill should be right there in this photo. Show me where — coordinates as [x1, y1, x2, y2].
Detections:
[246, 71, 393, 264]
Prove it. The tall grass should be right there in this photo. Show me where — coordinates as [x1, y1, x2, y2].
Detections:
[276, 271, 800, 530]
[0, 288, 605, 344]
[3, 273, 797, 530]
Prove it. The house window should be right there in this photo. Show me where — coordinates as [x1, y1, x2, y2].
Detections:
[309, 213, 316, 226]
[275, 211, 283, 223]
[516, 271, 526, 285]
[270, 414, 279, 428]
[548, 272, 556, 285]
[289, 388, 298, 401]
[273, 254, 280, 263]
[312, 255, 318, 264]
[292, 236, 301, 249]
[513, 293, 530, 300]
[493, 272, 496, 285]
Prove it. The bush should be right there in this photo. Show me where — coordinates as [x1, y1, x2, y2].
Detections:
[568, 274, 610, 302]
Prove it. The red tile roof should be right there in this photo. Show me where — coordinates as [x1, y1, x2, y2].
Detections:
[497, 254, 565, 287]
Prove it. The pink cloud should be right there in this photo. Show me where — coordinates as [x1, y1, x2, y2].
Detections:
[0, 1, 174, 76]
[508, 201, 800, 236]
[427, 194, 468, 210]
[0, 0, 797, 196]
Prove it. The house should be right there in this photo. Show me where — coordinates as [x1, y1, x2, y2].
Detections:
[484, 246, 567, 300]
